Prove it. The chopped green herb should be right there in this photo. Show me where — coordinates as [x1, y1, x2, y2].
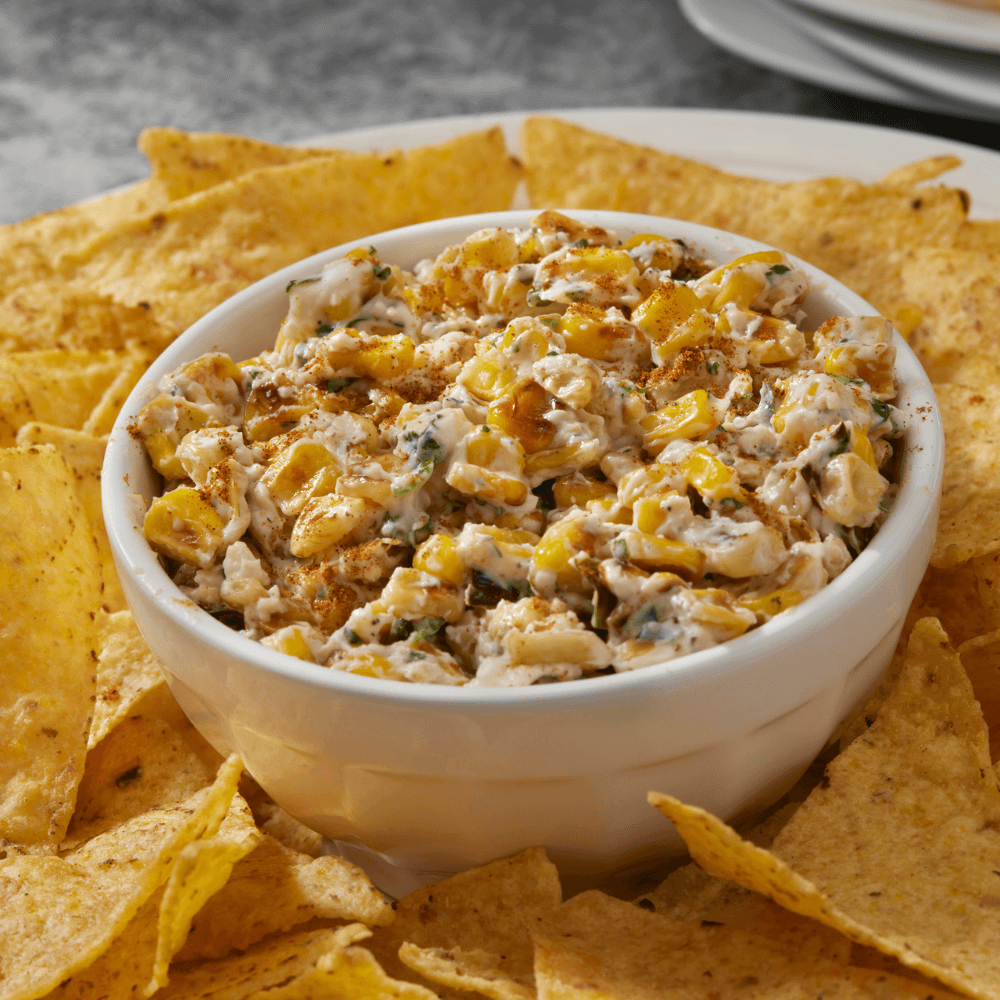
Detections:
[828, 373, 866, 387]
[390, 618, 413, 641]
[286, 276, 320, 292]
[345, 628, 363, 646]
[719, 496, 744, 509]
[316, 321, 334, 336]
[411, 616, 447, 642]
[392, 460, 435, 497]
[827, 423, 851, 459]
[373, 264, 392, 281]
[539, 316, 559, 329]
[613, 537, 629, 561]
[326, 377, 352, 393]
[474, 497, 507, 517]
[706, 361, 719, 375]
[574, 238, 589, 247]
[407, 651, 427, 661]
[345, 316, 372, 329]
[527, 289, 551, 307]
[765, 264, 791, 281]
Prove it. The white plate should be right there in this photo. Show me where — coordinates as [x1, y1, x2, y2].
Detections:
[772, 0, 1000, 113]
[786, 0, 1000, 53]
[313, 107, 1000, 218]
[677, 0, 992, 119]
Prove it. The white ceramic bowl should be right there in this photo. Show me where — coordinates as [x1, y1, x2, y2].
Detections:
[104, 210, 943, 899]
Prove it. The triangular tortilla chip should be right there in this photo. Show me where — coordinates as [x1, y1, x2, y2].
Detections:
[651, 617, 1000, 999]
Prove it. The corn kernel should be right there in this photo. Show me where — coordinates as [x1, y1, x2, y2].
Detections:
[178, 353, 244, 407]
[135, 395, 211, 479]
[686, 591, 753, 635]
[273, 627, 314, 662]
[144, 486, 226, 568]
[632, 493, 678, 534]
[640, 390, 719, 456]
[531, 514, 595, 594]
[342, 653, 394, 679]
[456, 228, 519, 269]
[263, 441, 340, 514]
[446, 462, 529, 507]
[335, 475, 394, 507]
[289, 495, 369, 557]
[586, 496, 633, 525]
[738, 588, 805, 622]
[552, 472, 616, 508]
[824, 346, 894, 396]
[413, 534, 466, 588]
[487, 381, 556, 454]
[381, 568, 465, 622]
[682, 447, 748, 508]
[458, 351, 516, 402]
[558, 304, 625, 362]
[632, 283, 701, 340]
[616, 530, 704, 575]
[621, 233, 681, 271]
[851, 427, 878, 469]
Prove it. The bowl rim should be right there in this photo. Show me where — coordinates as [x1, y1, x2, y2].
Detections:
[103, 208, 944, 711]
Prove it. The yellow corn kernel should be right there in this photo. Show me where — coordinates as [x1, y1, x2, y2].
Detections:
[772, 382, 820, 440]
[478, 524, 540, 547]
[851, 427, 878, 469]
[243, 382, 318, 443]
[487, 381, 556, 454]
[458, 351, 516, 401]
[413, 534, 466, 588]
[341, 653, 394, 679]
[380, 568, 466, 622]
[456, 228, 519, 269]
[501, 322, 551, 359]
[710, 269, 768, 312]
[289, 495, 369, 558]
[531, 514, 595, 593]
[335, 475, 394, 507]
[263, 441, 340, 514]
[498, 509, 546, 534]
[273, 627, 314, 662]
[178, 353, 244, 406]
[562, 246, 635, 278]
[824, 345, 894, 396]
[617, 530, 704, 576]
[558, 304, 625, 362]
[144, 486, 225, 568]
[531, 210, 609, 243]
[698, 251, 783, 292]
[682, 447, 748, 508]
[402, 281, 447, 317]
[632, 493, 679, 534]
[738, 588, 805, 621]
[331, 333, 415, 381]
[820, 453, 885, 527]
[362, 386, 407, 421]
[586, 496, 633, 525]
[640, 390, 719, 456]
[616, 464, 678, 506]
[518, 231, 544, 263]
[552, 472, 616, 508]
[621, 233, 680, 270]
[632, 282, 701, 340]
[749, 315, 806, 365]
[135, 395, 212, 479]
[687, 592, 753, 635]
[465, 429, 524, 471]
[446, 462, 529, 507]
[524, 444, 586, 478]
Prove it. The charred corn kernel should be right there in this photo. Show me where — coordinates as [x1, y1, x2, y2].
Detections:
[851, 427, 878, 469]
[738, 588, 805, 621]
[616, 530, 704, 576]
[335, 475, 394, 507]
[289, 495, 369, 558]
[458, 351, 516, 401]
[531, 514, 595, 593]
[446, 462, 529, 507]
[558, 304, 625, 362]
[135, 395, 211, 479]
[263, 441, 340, 513]
[553, 472, 616, 508]
[342, 653, 394, 679]
[487, 381, 556, 454]
[414, 534, 466, 588]
[380, 568, 465, 622]
[531, 210, 608, 244]
[144, 487, 225, 568]
[632, 283, 702, 340]
[273, 627, 314, 662]
[456, 228, 519, 269]
[682, 447, 748, 508]
[640, 390, 719, 455]
[587, 496, 633, 525]
[632, 493, 679, 534]
[824, 345, 894, 396]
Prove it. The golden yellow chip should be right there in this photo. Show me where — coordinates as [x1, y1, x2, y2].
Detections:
[958, 628, 1000, 765]
[533, 890, 960, 999]
[953, 218, 1000, 253]
[879, 155, 963, 187]
[139, 126, 349, 200]
[65, 127, 521, 337]
[520, 117, 968, 318]
[366, 846, 561, 1000]
[63, 681, 224, 848]
[898, 249, 1000, 385]
[0, 445, 102, 855]
[932, 383, 1000, 568]
[651, 617, 1000, 998]
[82, 344, 154, 436]
[0, 755, 241, 1000]
[176, 833, 392, 962]
[254, 800, 323, 857]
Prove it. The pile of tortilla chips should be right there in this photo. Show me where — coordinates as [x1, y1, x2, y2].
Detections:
[3, 116, 1000, 999]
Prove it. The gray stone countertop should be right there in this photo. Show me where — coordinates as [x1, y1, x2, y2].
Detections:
[0, 0, 993, 225]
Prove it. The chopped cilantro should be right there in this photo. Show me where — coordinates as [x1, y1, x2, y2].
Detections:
[539, 316, 559, 329]
[286, 276, 320, 292]
[765, 264, 791, 281]
[574, 238, 589, 247]
[827, 423, 851, 459]
[373, 263, 392, 281]
[345, 316, 371, 328]
[316, 321, 334, 335]
[613, 537, 629, 561]
[326, 377, 353, 393]
[828, 373, 866, 387]
[719, 496, 744, 509]
[474, 497, 506, 516]
[345, 628, 363, 646]
[411, 616, 447, 642]
[706, 361, 719, 375]
[527, 289, 551, 307]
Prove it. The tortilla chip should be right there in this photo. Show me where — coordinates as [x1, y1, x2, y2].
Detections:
[63, 682, 224, 849]
[880, 155, 963, 187]
[176, 833, 392, 962]
[520, 117, 968, 317]
[14, 422, 125, 612]
[953, 218, 1000, 253]
[366, 846, 561, 1000]
[932, 383, 1000, 568]
[65, 127, 522, 337]
[82, 345, 154, 436]
[255, 800, 323, 857]
[958, 629, 1000, 765]
[533, 890, 961, 1000]
[0, 445, 102, 855]
[139, 127, 346, 200]
[898, 248, 1000, 386]
[0, 755, 241, 1000]
[651, 617, 1000, 998]
[84, 610, 167, 749]
[49, 793, 260, 1000]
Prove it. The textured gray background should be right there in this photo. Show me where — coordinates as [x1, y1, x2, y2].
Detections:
[0, 0, 990, 224]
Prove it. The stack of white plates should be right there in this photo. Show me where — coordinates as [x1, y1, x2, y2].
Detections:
[679, 0, 1000, 123]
